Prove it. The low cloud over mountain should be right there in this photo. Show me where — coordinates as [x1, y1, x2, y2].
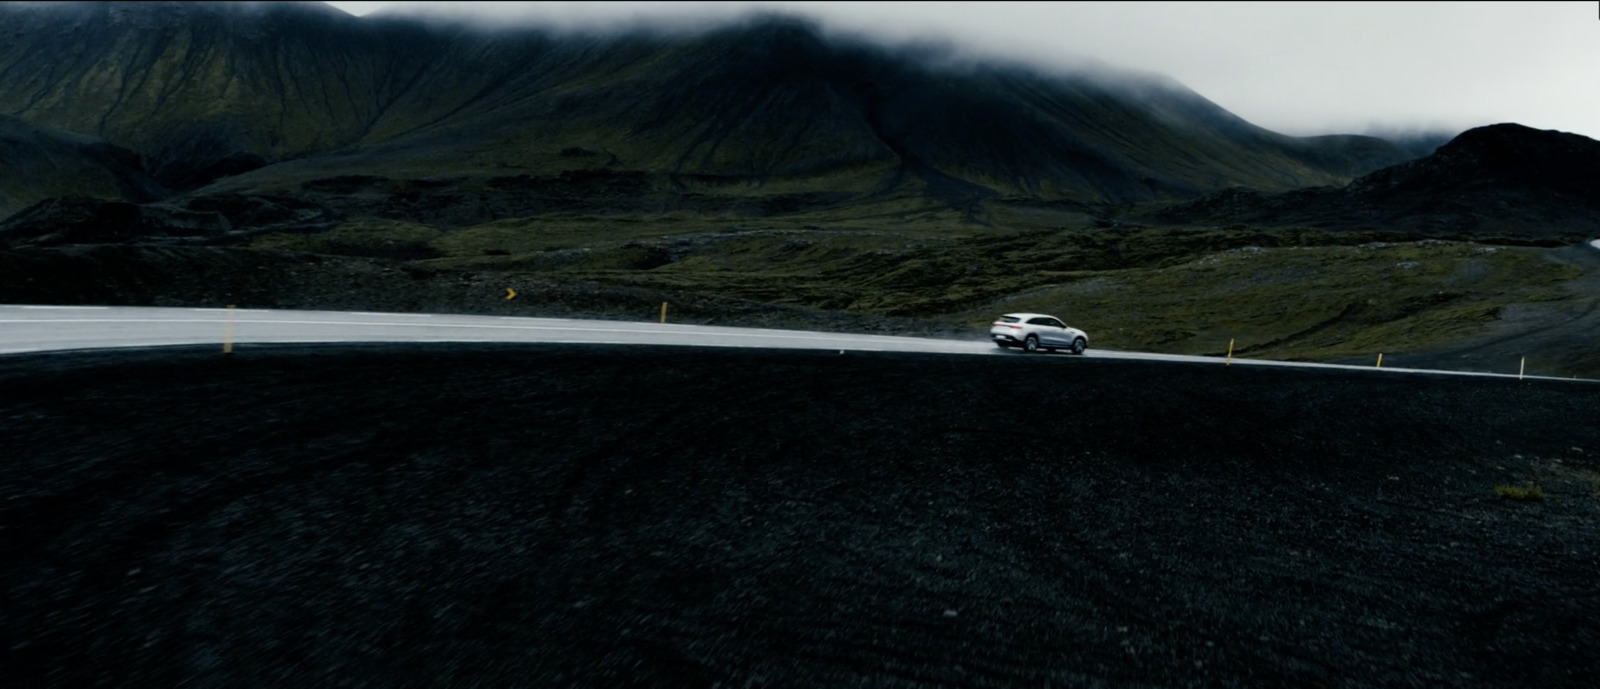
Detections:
[0, 1, 1418, 222]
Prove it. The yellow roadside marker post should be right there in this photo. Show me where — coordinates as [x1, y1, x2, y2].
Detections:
[1520, 357, 1526, 381]
[223, 304, 235, 355]
[1376, 353, 1383, 369]
[1226, 338, 1234, 366]
[660, 302, 668, 324]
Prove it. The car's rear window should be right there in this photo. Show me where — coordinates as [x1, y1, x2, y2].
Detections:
[998, 316, 1020, 324]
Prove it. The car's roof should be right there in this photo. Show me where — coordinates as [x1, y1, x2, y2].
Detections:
[999, 312, 1058, 320]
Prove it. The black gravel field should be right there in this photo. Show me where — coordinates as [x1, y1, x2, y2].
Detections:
[3, 344, 1599, 688]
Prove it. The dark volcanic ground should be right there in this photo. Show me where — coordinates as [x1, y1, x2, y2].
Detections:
[3, 344, 1599, 688]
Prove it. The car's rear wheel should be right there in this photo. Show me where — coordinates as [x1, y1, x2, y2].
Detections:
[1071, 337, 1087, 355]
[1023, 335, 1040, 353]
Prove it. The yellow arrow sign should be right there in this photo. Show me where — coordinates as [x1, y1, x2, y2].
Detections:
[504, 288, 516, 300]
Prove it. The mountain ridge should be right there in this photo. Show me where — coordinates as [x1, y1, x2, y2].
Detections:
[0, 0, 1420, 218]
[0, 114, 165, 219]
[1144, 122, 1600, 242]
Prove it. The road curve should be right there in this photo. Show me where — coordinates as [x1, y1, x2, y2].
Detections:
[0, 304, 1590, 383]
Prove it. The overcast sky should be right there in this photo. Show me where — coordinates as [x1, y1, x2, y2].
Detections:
[325, 1, 1599, 141]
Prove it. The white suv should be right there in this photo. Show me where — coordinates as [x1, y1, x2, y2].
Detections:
[990, 313, 1089, 354]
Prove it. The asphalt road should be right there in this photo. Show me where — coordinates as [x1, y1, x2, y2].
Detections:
[3, 304, 1593, 384]
[0, 304, 999, 354]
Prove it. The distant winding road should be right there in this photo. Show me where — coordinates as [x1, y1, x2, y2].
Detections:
[0, 305, 1588, 382]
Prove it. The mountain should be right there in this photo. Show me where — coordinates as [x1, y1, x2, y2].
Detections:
[0, 0, 1419, 228]
[0, 1, 426, 190]
[1146, 123, 1600, 242]
[0, 115, 164, 219]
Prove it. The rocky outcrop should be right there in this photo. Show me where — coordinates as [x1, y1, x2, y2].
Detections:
[0, 197, 230, 247]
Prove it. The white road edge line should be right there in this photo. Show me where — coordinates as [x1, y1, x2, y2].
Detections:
[0, 318, 962, 344]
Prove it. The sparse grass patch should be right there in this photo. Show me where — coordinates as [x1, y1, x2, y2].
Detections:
[429, 221, 559, 258]
[952, 239, 1582, 356]
[253, 219, 441, 259]
[1494, 484, 1545, 501]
